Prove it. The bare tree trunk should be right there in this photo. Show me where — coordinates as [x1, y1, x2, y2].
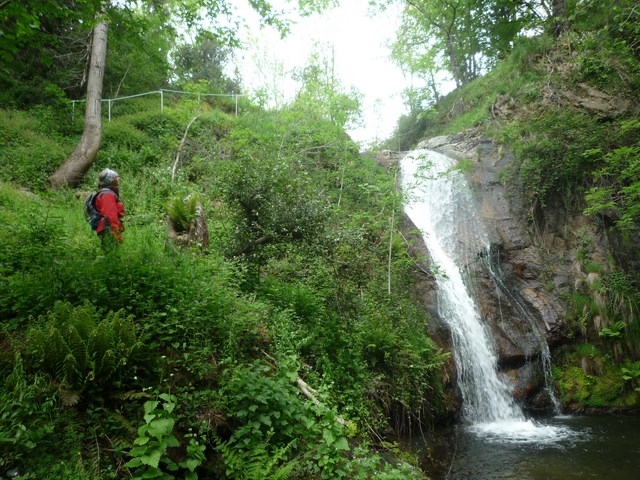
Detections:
[551, 0, 568, 38]
[446, 32, 465, 88]
[49, 20, 108, 189]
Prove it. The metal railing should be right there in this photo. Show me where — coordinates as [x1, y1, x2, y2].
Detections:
[70, 89, 243, 122]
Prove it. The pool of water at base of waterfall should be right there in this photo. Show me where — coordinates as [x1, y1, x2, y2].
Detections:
[411, 414, 640, 480]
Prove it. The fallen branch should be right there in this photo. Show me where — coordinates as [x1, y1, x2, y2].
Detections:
[262, 351, 347, 426]
[172, 114, 201, 182]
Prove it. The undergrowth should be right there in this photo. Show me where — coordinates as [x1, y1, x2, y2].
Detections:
[0, 101, 441, 479]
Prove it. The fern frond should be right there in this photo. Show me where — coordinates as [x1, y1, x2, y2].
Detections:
[217, 437, 297, 480]
[99, 349, 117, 381]
[65, 324, 90, 381]
[62, 352, 82, 387]
[27, 301, 139, 393]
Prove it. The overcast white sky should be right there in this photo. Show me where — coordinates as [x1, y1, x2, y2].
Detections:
[233, 0, 411, 147]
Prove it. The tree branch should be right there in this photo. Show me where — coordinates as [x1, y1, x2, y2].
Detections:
[172, 114, 201, 182]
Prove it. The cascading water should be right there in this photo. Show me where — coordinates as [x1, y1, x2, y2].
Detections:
[400, 149, 576, 445]
[399, 150, 639, 479]
[401, 149, 524, 423]
[481, 246, 564, 414]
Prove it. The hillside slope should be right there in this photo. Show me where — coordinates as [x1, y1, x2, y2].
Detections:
[0, 101, 444, 478]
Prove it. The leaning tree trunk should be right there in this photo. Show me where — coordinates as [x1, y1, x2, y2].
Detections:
[48, 20, 108, 189]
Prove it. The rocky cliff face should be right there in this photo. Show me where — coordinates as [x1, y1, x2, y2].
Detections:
[398, 130, 616, 415]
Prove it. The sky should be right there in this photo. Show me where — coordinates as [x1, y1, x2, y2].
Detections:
[233, 0, 411, 148]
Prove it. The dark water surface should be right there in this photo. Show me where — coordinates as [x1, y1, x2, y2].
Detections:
[420, 415, 640, 480]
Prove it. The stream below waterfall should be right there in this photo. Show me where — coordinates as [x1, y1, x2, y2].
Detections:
[399, 150, 640, 479]
[414, 414, 640, 480]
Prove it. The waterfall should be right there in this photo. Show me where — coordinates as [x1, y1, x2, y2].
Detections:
[400, 149, 524, 423]
[482, 246, 563, 414]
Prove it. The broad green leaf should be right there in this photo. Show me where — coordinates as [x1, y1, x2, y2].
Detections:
[148, 418, 175, 438]
[140, 448, 162, 468]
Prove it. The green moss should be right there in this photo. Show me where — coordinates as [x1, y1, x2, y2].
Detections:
[555, 365, 592, 404]
[553, 350, 639, 409]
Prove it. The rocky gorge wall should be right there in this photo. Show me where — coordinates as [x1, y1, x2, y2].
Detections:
[392, 130, 620, 416]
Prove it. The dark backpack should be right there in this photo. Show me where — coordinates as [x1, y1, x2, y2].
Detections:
[84, 188, 115, 231]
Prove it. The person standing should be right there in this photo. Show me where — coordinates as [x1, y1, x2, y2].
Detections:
[95, 168, 125, 249]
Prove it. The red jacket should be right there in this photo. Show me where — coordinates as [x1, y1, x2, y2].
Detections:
[95, 188, 125, 239]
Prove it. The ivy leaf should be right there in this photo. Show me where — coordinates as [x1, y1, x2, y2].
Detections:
[182, 457, 201, 471]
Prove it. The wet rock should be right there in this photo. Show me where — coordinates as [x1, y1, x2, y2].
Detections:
[501, 359, 545, 400]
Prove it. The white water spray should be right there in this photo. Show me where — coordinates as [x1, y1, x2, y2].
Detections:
[401, 149, 524, 423]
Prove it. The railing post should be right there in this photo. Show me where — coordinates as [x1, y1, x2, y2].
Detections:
[71, 89, 240, 117]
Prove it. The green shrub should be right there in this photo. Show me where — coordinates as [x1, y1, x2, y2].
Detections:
[511, 110, 606, 212]
[0, 110, 73, 190]
[128, 110, 184, 140]
[220, 362, 351, 479]
[102, 121, 149, 150]
[584, 120, 640, 235]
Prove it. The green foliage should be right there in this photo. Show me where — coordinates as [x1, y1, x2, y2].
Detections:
[216, 440, 298, 480]
[598, 320, 626, 339]
[584, 119, 640, 235]
[584, 261, 604, 274]
[166, 195, 198, 232]
[218, 361, 425, 479]
[621, 361, 640, 393]
[0, 353, 57, 470]
[1, 93, 441, 479]
[509, 110, 605, 212]
[172, 31, 240, 93]
[28, 301, 140, 394]
[601, 270, 639, 315]
[554, 364, 613, 408]
[386, 108, 431, 151]
[125, 393, 205, 480]
[102, 120, 149, 151]
[553, 341, 640, 408]
[0, 109, 77, 190]
[292, 47, 362, 129]
[214, 110, 337, 255]
[103, 6, 174, 97]
[0, 185, 76, 319]
[219, 362, 346, 478]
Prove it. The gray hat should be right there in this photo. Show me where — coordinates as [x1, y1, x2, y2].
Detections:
[98, 168, 119, 188]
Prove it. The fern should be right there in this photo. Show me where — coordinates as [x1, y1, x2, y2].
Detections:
[28, 301, 140, 394]
[166, 195, 198, 232]
[217, 436, 298, 480]
[65, 324, 90, 385]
